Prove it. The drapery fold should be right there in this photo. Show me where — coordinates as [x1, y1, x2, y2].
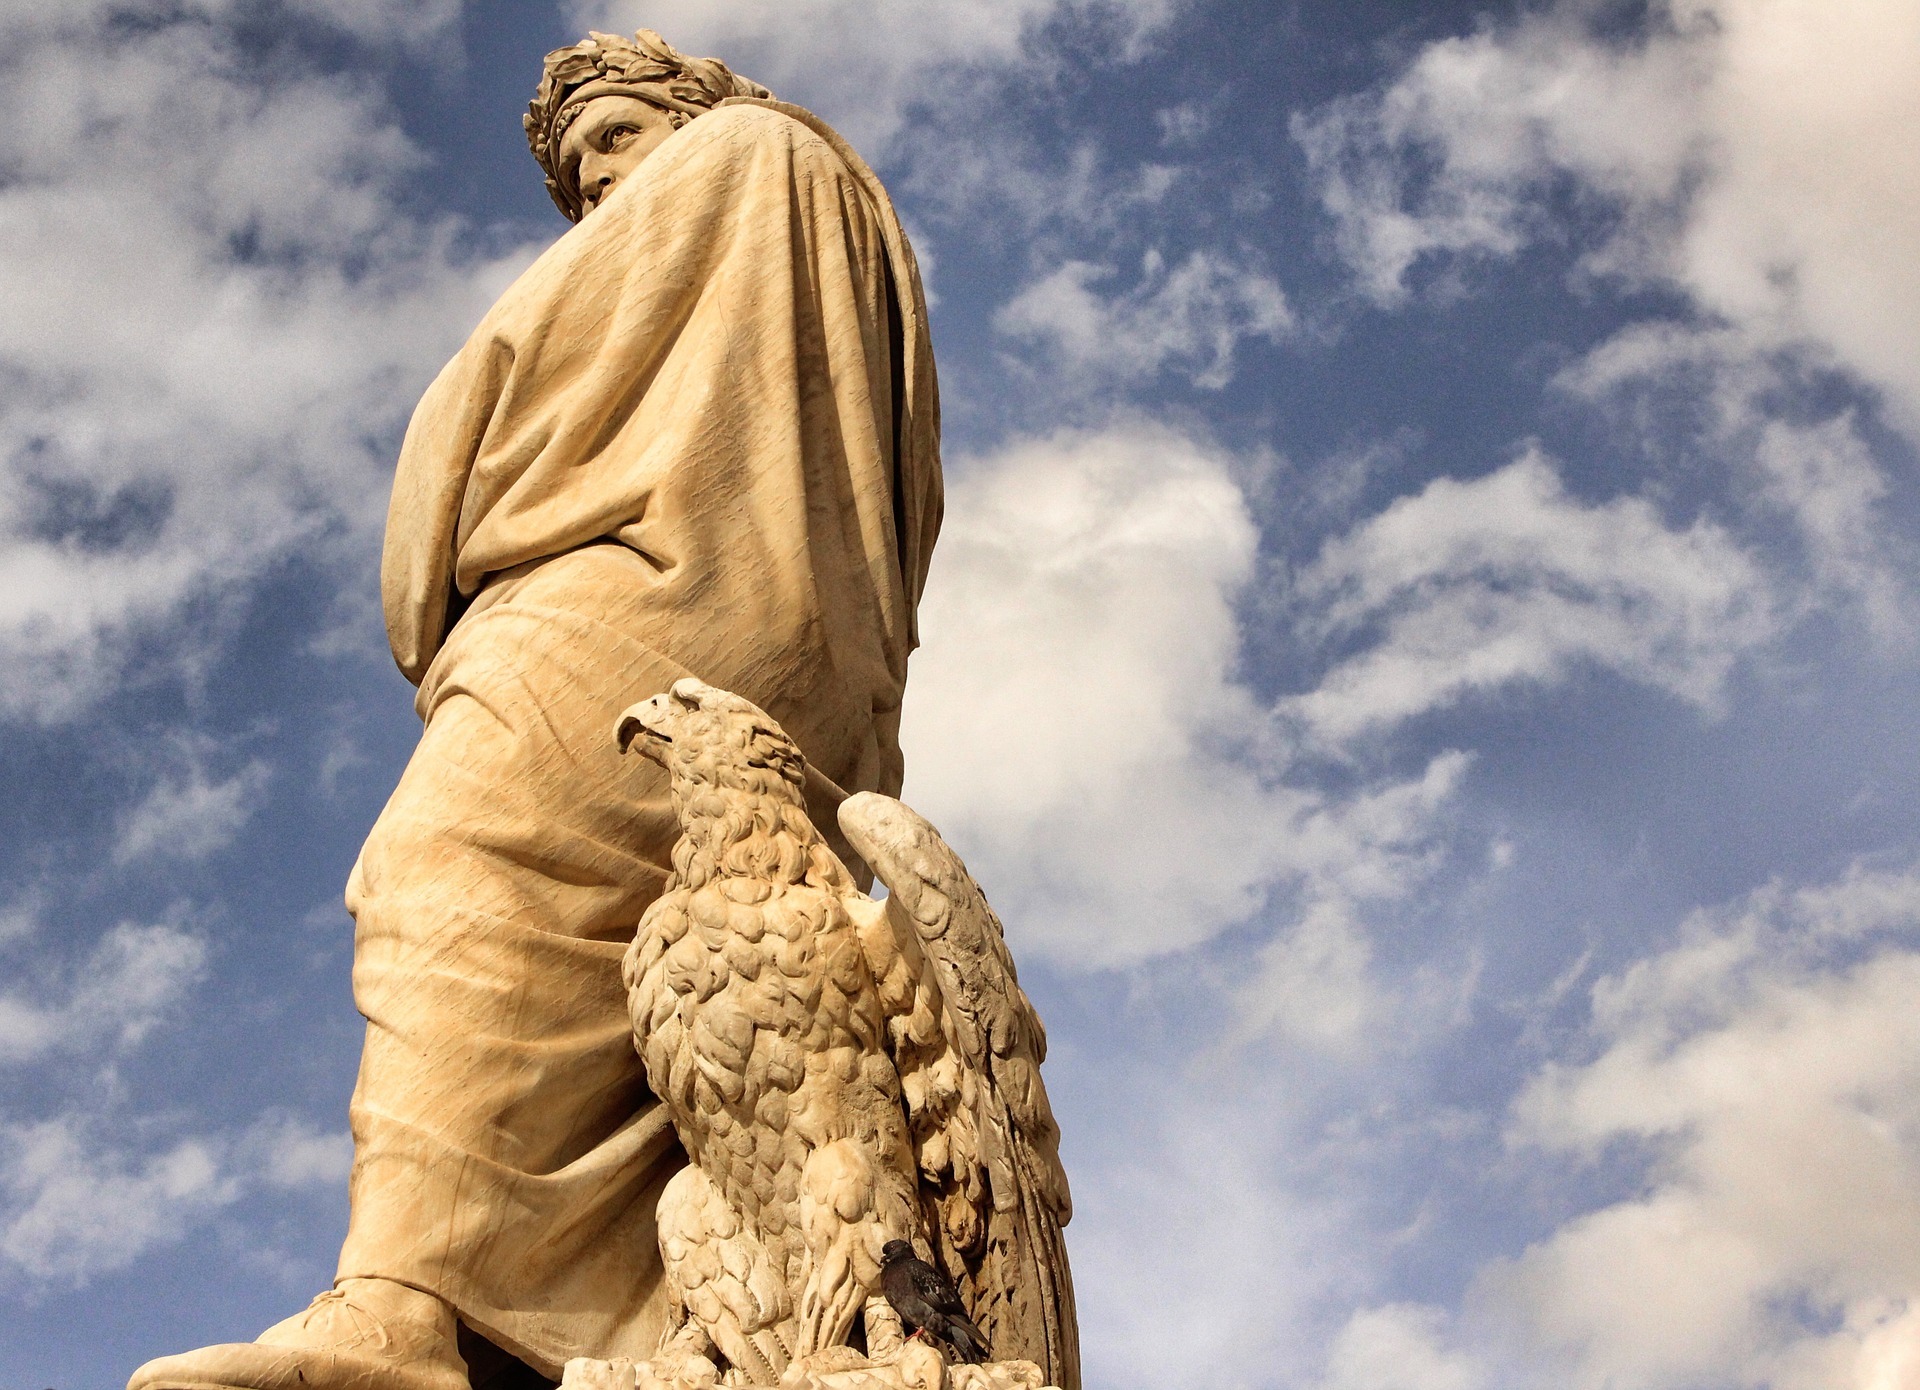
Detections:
[383, 98, 940, 789]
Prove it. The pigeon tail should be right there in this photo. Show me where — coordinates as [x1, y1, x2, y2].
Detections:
[940, 1317, 989, 1365]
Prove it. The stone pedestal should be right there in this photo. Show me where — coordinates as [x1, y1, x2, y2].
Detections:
[558, 1348, 1056, 1390]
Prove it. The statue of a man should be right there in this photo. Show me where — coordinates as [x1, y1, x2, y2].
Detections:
[132, 30, 941, 1390]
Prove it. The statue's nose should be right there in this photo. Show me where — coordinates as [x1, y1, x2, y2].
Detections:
[576, 156, 616, 211]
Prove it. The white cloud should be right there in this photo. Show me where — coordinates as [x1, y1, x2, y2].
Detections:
[1559, 323, 1912, 641]
[1483, 866, 1920, 1390]
[0, 920, 206, 1065]
[1294, 10, 1693, 308]
[996, 249, 1290, 389]
[0, 1119, 231, 1284]
[0, 893, 40, 946]
[1235, 898, 1381, 1052]
[0, 1111, 350, 1285]
[244, 1112, 355, 1190]
[898, 136, 1182, 254]
[902, 423, 1778, 1056]
[1319, 1304, 1484, 1390]
[1073, 1084, 1339, 1390]
[1154, 100, 1212, 147]
[0, 893, 346, 1288]
[573, 0, 1180, 154]
[0, 6, 531, 721]
[0, 0, 459, 43]
[1232, 758, 1468, 1051]
[900, 424, 1279, 965]
[280, 0, 462, 43]
[1293, 0, 1920, 436]
[1282, 449, 1773, 746]
[901, 425, 1468, 993]
[1294, 1, 1920, 664]
[115, 755, 272, 865]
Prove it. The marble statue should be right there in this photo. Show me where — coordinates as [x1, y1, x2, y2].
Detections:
[608, 680, 1075, 1390]
[128, 28, 1074, 1390]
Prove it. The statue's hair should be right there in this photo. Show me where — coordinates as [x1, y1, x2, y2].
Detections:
[524, 29, 771, 222]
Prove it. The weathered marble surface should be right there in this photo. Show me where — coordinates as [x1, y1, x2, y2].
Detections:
[127, 28, 1076, 1390]
[558, 1346, 1054, 1390]
[615, 682, 1076, 1388]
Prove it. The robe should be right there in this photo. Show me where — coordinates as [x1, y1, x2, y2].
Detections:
[335, 99, 940, 1377]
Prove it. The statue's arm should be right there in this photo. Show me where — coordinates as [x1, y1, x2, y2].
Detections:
[381, 102, 939, 686]
[380, 331, 514, 684]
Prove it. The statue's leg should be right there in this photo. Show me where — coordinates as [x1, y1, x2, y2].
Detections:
[335, 555, 705, 1375]
[129, 548, 701, 1390]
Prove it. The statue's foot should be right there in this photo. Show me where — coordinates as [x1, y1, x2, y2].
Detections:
[128, 1277, 468, 1390]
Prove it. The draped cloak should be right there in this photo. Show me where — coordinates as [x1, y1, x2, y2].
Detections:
[337, 101, 940, 1376]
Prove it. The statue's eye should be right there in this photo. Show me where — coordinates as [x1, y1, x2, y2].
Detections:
[608, 125, 639, 146]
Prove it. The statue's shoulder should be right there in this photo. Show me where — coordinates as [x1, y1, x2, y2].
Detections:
[702, 101, 804, 137]
[695, 100, 857, 175]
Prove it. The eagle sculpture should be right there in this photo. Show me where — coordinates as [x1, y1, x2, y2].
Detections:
[614, 679, 1077, 1390]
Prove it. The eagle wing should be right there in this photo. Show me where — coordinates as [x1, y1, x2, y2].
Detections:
[837, 792, 1079, 1390]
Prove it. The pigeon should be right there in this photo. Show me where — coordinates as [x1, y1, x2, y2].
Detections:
[880, 1239, 989, 1364]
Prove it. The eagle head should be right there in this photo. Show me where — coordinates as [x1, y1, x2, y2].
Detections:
[615, 677, 807, 802]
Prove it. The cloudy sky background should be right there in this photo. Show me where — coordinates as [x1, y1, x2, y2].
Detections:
[2, 2, 1917, 1387]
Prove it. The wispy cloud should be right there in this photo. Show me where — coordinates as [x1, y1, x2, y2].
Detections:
[1073, 1090, 1338, 1388]
[1282, 449, 1774, 746]
[996, 249, 1290, 389]
[0, 4, 532, 721]
[0, 919, 206, 1065]
[575, 0, 1184, 154]
[0, 897, 348, 1289]
[115, 754, 272, 866]
[0, 1120, 231, 1285]
[1557, 324, 1914, 642]
[1292, 0, 1920, 436]
[2, 0, 461, 42]
[1484, 867, 1920, 1389]
[0, 1110, 351, 1285]
[1317, 1304, 1484, 1390]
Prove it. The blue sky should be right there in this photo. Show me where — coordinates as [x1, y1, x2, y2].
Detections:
[3, 2, 1918, 1388]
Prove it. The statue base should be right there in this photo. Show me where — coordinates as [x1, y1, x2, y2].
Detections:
[559, 1347, 1058, 1390]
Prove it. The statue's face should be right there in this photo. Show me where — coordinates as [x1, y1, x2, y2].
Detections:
[558, 95, 679, 216]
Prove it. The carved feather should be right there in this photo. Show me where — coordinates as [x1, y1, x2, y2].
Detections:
[618, 680, 1077, 1390]
[838, 792, 1079, 1390]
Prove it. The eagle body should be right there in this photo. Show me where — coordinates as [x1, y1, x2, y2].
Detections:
[622, 696, 917, 1375]
[617, 680, 1078, 1389]
[631, 811, 920, 1230]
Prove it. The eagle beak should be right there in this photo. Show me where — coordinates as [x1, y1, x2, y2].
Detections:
[614, 694, 675, 763]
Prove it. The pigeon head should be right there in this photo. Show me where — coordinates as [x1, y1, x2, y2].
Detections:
[881, 1239, 915, 1264]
